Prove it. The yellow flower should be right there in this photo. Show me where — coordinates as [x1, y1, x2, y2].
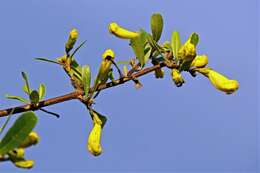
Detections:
[87, 123, 102, 156]
[14, 160, 34, 169]
[154, 68, 164, 78]
[171, 69, 185, 87]
[178, 42, 196, 62]
[196, 68, 239, 94]
[102, 49, 115, 60]
[178, 33, 199, 62]
[108, 22, 139, 39]
[190, 55, 208, 68]
[19, 131, 40, 148]
[65, 28, 78, 54]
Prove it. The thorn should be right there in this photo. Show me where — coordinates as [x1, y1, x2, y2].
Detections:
[39, 108, 60, 118]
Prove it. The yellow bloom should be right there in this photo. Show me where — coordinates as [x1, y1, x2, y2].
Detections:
[14, 160, 34, 169]
[178, 42, 196, 61]
[154, 68, 164, 78]
[196, 68, 239, 94]
[171, 69, 185, 87]
[19, 131, 40, 148]
[108, 22, 139, 39]
[87, 123, 102, 156]
[102, 49, 115, 60]
[65, 28, 78, 54]
[93, 49, 115, 91]
[178, 33, 199, 62]
[190, 55, 208, 68]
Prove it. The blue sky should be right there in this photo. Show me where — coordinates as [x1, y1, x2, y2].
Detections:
[0, 0, 259, 172]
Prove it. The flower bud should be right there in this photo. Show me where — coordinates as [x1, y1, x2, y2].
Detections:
[65, 28, 78, 54]
[87, 123, 102, 156]
[154, 68, 164, 78]
[190, 55, 208, 68]
[102, 49, 115, 60]
[14, 159, 34, 169]
[19, 131, 40, 148]
[178, 42, 196, 62]
[196, 68, 239, 94]
[108, 22, 139, 39]
[171, 69, 185, 87]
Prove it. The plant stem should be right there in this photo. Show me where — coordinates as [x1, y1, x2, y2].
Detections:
[0, 62, 177, 117]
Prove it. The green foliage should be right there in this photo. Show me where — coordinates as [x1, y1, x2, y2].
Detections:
[0, 112, 37, 155]
[171, 31, 181, 59]
[150, 13, 164, 42]
[130, 30, 147, 67]
[5, 95, 28, 104]
[34, 57, 60, 65]
[38, 84, 46, 100]
[189, 32, 199, 46]
[21, 72, 31, 95]
[82, 65, 91, 98]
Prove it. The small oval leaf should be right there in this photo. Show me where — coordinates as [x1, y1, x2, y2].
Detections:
[0, 111, 38, 155]
[5, 95, 29, 104]
[130, 30, 147, 67]
[171, 31, 181, 59]
[38, 84, 46, 100]
[21, 72, 31, 95]
[82, 65, 91, 97]
[151, 13, 164, 42]
[189, 32, 199, 46]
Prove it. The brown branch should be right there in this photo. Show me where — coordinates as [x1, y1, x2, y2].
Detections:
[0, 62, 177, 117]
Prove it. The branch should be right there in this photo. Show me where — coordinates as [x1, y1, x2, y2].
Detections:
[0, 62, 177, 117]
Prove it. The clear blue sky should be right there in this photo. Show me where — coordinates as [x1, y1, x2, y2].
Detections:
[0, 0, 259, 172]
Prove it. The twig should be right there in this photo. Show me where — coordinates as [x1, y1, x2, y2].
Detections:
[0, 62, 178, 117]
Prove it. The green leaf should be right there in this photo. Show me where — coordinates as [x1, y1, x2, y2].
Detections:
[29, 90, 39, 105]
[146, 33, 164, 53]
[0, 111, 38, 155]
[22, 85, 30, 95]
[144, 44, 152, 64]
[0, 108, 15, 137]
[82, 65, 91, 97]
[5, 95, 29, 104]
[38, 84, 46, 100]
[71, 40, 87, 58]
[21, 72, 30, 95]
[130, 30, 147, 67]
[189, 32, 199, 46]
[150, 13, 164, 42]
[34, 58, 60, 65]
[171, 31, 181, 59]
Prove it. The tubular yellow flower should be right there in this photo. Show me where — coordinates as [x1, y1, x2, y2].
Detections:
[14, 160, 34, 169]
[178, 42, 196, 62]
[190, 55, 208, 68]
[108, 22, 139, 39]
[196, 68, 239, 94]
[65, 28, 78, 54]
[102, 49, 115, 60]
[171, 69, 185, 87]
[19, 131, 40, 148]
[154, 68, 164, 78]
[87, 123, 102, 156]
